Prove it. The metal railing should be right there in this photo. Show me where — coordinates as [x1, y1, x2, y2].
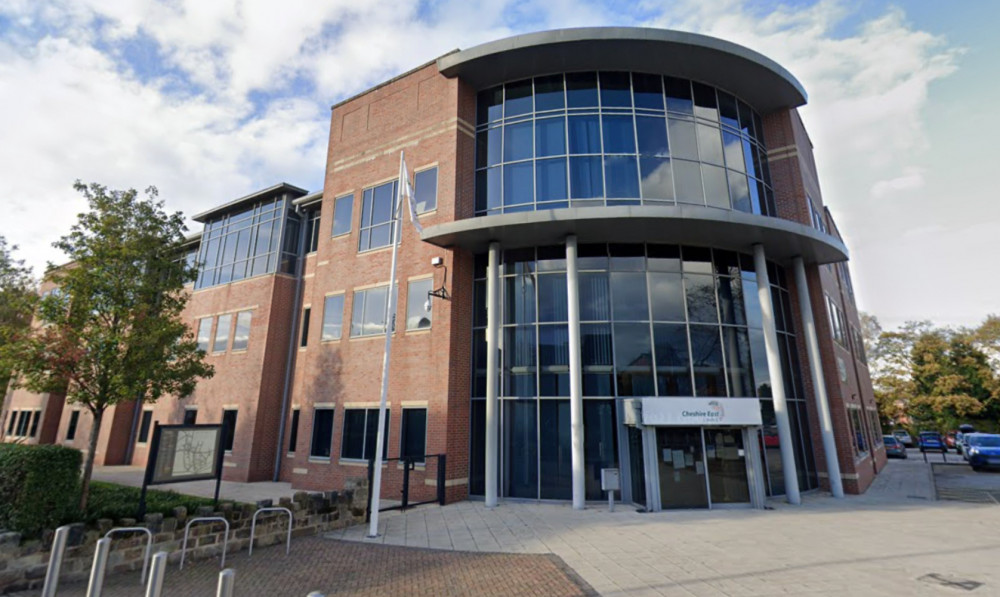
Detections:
[249, 507, 293, 557]
[366, 453, 447, 522]
[104, 526, 154, 584]
[180, 516, 231, 570]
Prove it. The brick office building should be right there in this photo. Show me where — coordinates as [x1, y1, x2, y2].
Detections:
[2, 28, 884, 509]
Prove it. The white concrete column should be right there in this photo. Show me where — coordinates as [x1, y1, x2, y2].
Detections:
[485, 242, 501, 508]
[565, 235, 586, 510]
[753, 244, 801, 505]
[792, 256, 844, 498]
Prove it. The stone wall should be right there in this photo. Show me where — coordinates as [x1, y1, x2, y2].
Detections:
[0, 481, 368, 595]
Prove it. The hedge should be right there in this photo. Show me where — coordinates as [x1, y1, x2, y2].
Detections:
[84, 481, 217, 523]
[0, 443, 81, 537]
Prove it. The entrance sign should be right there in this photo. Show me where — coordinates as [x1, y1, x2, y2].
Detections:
[636, 398, 762, 426]
[138, 423, 225, 518]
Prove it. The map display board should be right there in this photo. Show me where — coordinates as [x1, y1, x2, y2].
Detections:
[149, 424, 222, 485]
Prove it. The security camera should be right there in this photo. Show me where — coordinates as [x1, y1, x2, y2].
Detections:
[431, 256, 444, 267]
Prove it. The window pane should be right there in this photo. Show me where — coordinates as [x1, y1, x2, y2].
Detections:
[505, 400, 538, 498]
[537, 273, 568, 323]
[341, 410, 365, 459]
[632, 73, 664, 110]
[568, 115, 601, 154]
[649, 272, 685, 321]
[654, 323, 692, 396]
[599, 71, 631, 107]
[583, 400, 618, 499]
[364, 409, 390, 460]
[288, 409, 300, 453]
[602, 115, 635, 154]
[582, 323, 613, 395]
[299, 307, 310, 347]
[310, 408, 334, 458]
[636, 116, 669, 157]
[717, 275, 746, 325]
[504, 326, 536, 396]
[539, 400, 571, 498]
[503, 162, 534, 207]
[137, 411, 152, 443]
[504, 274, 536, 325]
[322, 295, 344, 340]
[723, 131, 745, 173]
[535, 117, 566, 157]
[664, 77, 693, 114]
[476, 167, 501, 213]
[697, 124, 724, 165]
[504, 79, 533, 117]
[362, 286, 388, 336]
[579, 272, 610, 321]
[476, 127, 502, 168]
[604, 156, 639, 199]
[197, 318, 213, 352]
[503, 120, 533, 162]
[724, 327, 754, 397]
[692, 83, 719, 122]
[536, 158, 568, 203]
[729, 171, 751, 213]
[232, 311, 251, 351]
[539, 325, 570, 396]
[183, 409, 197, 425]
[534, 74, 565, 111]
[667, 118, 698, 160]
[222, 410, 238, 452]
[611, 272, 649, 321]
[401, 409, 427, 461]
[566, 72, 598, 108]
[718, 91, 740, 129]
[414, 168, 437, 213]
[685, 273, 719, 323]
[614, 322, 654, 396]
[406, 279, 433, 330]
[478, 86, 503, 123]
[703, 164, 731, 209]
[639, 158, 674, 201]
[690, 325, 725, 396]
[673, 160, 704, 204]
[569, 156, 603, 199]
[213, 314, 231, 352]
[648, 244, 681, 272]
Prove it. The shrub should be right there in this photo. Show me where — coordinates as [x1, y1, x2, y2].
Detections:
[0, 444, 81, 536]
[84, 481, 218, 523]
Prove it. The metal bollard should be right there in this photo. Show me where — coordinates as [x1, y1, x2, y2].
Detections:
[216, 568, 236, 597]
[145, 551, 168, 597]
[41, 525, 71, 597]
[86, 537, 112, 597]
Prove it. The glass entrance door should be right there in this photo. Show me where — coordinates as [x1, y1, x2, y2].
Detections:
[656, 427, 708, 509]
[704, 428, 751, 504]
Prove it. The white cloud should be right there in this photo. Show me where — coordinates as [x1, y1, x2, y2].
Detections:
[870, 167, 925, 199]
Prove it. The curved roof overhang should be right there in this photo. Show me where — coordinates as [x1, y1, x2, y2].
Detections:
[421, 206, 847, 265]
[437, 27, 806, 114]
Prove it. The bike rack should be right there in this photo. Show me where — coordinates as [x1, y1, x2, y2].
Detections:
[180, 517, 230, 570]
[249, 507, 293, 556]
[104, 526, 154, 584]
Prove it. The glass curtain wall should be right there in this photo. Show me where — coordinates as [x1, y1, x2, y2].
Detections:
[470, 243, 818, 500]
[475, 72, 776, 217]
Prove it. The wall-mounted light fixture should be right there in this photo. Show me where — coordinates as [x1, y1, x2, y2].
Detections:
[424, 256, 450, 312]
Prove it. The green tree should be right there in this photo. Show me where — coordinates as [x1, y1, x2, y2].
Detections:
[1, 182, 213, 511]
[909, 329, 996, 429]
[0, 237, 35, 406]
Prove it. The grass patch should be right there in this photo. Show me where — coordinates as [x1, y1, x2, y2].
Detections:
[84, 481, 220, 523]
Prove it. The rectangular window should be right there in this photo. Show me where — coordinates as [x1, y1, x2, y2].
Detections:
[183, 409, 198, 426]
[406, 279, 433, 330]
[221, 409, 238, 452]
[310, 408, 334, 459]
[304, 208, 320, 253]
[232, 311, 252, 351]
[321, 295, 345, 341]
[196, 317, 213, 353]
[7, 410, 18, 434]
[341, 408, 389, 461]
[138, 410, 153, 443]
[213, 313, 232, 352]
[414, 167, 438, 213]
[400, 408, 427, 462]
[332, 194, 353, 237]
[288, 409, 300, 453]
[300, 307, 311, 347]
[358, 181, 397, 252]
[867, 409, 883, 446]
[66, 410, 80, 441]
[351, 285, 397, 337]
[848, 407, 868, 457]
[827, 296, 847, 347]
[29, 411, 40, 438]
[16, 411, 30, 436]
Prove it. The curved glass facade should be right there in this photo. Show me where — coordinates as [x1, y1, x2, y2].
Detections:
[468, 243, 818, 500]
[475, 73, 776, 217]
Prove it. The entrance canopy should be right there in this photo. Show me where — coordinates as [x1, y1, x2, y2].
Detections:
[625, 397, 763, 427]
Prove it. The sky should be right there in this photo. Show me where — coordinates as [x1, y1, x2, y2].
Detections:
[0, 0, 995, 331]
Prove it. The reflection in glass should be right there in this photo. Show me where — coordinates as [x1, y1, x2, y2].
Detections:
[654, 323, 692, 396]
[604, 156, 640, 198]
[664, 77, 693, 114]
[568, 115, 601, 154]
[539, 325, 570, 396]
[536, 117, 566, 157]
[503, 162, 533, 208]
[581, 323, 614, 396]
[667, 118, 698, 161]
[611, 272, 649, 321]
[685, 273, 718, 323]
[538, 273, 568, 322]
[505, 400, 537, 498]
[696, 124, 724, 165]
[703, 165, 731, 210]
[649, 272, 685, 321]
[723, 327, 753, 397]
[534, 74, 565, 111]
[602, 115, 636, 154]
[539, 400, 571, 498]
[504, 79, 532, 117]
[504, 274, 536, 324]
[579, 273, 611, 321]
[584, 400, 618, 499]
[504, 326, 536, 396]
[566, 72, 598, 107]
[633, 73, 664, 110]
[690, 324, 725, 396]
[639, 158, 673, 201]
[673, 160, 704, 204]
[600, 71, 632, 107]
[536, 158, 568, 203]
[614, 323, 655, 396]
[570, 156, 604, 199]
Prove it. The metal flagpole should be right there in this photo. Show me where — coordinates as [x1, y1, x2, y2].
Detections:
[367, 151, 405, 538]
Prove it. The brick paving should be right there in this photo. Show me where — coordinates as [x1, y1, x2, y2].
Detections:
[29, 535, 594, 597]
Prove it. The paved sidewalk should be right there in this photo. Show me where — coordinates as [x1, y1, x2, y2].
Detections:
[20, 535, 593, 597]
[93, 466, 296, 504]
[331, 459, 999, 596]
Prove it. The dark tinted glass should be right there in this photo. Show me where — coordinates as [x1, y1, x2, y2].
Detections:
[602, 115, 635, 153]
[569, 156, 603, 199]
[504, 274, 536, 324]
[568, 115, 601, 154]
[535, 117, 566, 157]
[579, 272, 611, 320]
[469, 401, 486, 494]
[503, 120, 532, 161]
[636, 116, 669, 156]
[649, 272, 685, 321]
[539, 399, 571, 498]
[414, 168, 437, 213]
[632, 73, 664, 110]
[609, 244, 644, 271]
[654, 323, 692, 396]
[504, 79, 533, 117]
[717, 91, 740, 129]
[599, 72, 632, 107]
[584, 400, 619, 500]
[685, 273, 718, 323]
[724, 327, 753, 397]
[611, 272, 649, 320]
[503, 162, 533, 207]
[577, 243, 608, 270]
[664, 77, 693, 114]
[476, 127, 502, 168]
[505, 400, 538, 498]
[614, 322, 655, 396]
[566, 72, 598, 107]
[692, 82, 718, 121]
[222, 410, 238, 452]
[539, 325, 570, 396]
[137, 411, 152, 443]
[504, 327, 536, 396]
[647, 244, 681, 272]
[689, 325, 725, 396]
[311, 409, 334, 458]
[534, 74, 565, 111]
[478, 86, 503, 123]
[604, 156, 639, 198]
[401, 409, 427, 460]
[581, 323, 614, 396]
[536, 158, 568, 203]
[538, 273, 568, 322]
[288, 410, 299, 453]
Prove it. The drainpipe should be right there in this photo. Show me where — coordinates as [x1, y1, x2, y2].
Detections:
[273, 203, 309, 481]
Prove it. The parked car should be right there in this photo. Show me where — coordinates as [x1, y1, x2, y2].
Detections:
[945, 431, 957, 450]
[883, 435, 908, 458]
[918, 431, 946, 453]
[964, 433, 1000, 471]
[893, 430, 914, 448]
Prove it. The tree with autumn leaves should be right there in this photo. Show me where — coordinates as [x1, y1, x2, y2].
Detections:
[1, 182, 213, 511]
